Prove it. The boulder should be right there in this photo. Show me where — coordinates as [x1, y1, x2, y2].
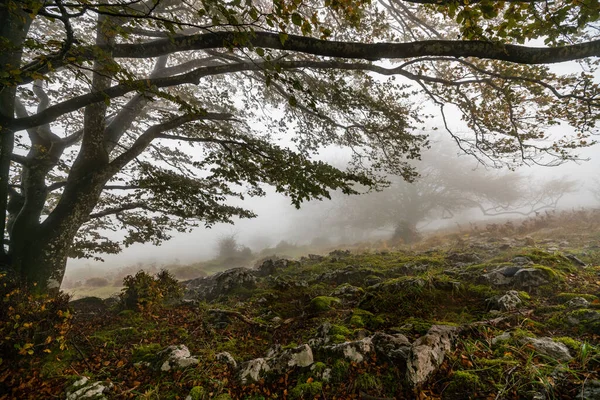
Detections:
[521, 337, 572, 362]
[565, 297, 590, 308]
[482, 265, 523, 286]
[406, 325, 458, 387]
[488, 290, 522, 311]
[513, 268, 552, 288]
[371, 332, 411, 365]
[66, 377, 112, 400]
[239, 358, 271, 384]
[184, 267, 256, 301]
[253, 258, 290, 277]
[317, 265, 383, 285]
[215, 351, 238, 370]
[322, 337, 374, 363]
[155, 345, 199, 371]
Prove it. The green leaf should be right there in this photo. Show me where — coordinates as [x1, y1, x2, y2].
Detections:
[291, 13, 303, 26]
[255, 48, 265, 57]
[279, 32, 289, 46]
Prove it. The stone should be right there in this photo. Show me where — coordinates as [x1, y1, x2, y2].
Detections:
[566, 254, 587, 267]
[253, 258, 289, 277]
[511, 257, 533, 265]
[566, 297, 590, 308]
[270, 344, 313, 371]
[513, 268, 551, 288]
[215, 352, 238, 370]
[521, 337, 572, 362]
[66, 377, 112, 400]
[322, 337, 374, 363]
[184, 267, 256, 301]
[371, 332, 411, 365]
[578, 380, 600, 400]
[155, 345, 199, 371]
[482, 265, 523, 286]
[490, 290, 522, 311]
[239, 358, 271, 384]
[524, 236, 535, 246]
[406, 325, 458, 387]
[331, 283, 364, 299]
[491, 331, 512, 346]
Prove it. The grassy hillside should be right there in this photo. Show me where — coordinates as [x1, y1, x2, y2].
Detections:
[1, 210, 599, 399]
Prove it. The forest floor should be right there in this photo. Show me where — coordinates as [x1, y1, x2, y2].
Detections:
[1, 210, 599, 400]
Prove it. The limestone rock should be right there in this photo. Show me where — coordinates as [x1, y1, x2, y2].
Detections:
[566, 297, 590, 308]
[184, 267, 256, 301]
[155, 345, 199, 371]
[513, 268, 551, 288]
[489, 290, 523, 311]
[322, 337, 374, 363]
[521, 337, 572, 362]
[371, 332, 411, 365]
[270, 344, 314, 371]
[406, 325, 458, 387]
[215, 351, 238, 370]
[253, 258, 290, 277]
[239, 358, 271, 384]
[66, 377, 113, 400]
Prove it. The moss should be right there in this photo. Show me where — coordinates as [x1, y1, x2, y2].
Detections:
[311, 362, 327, 374]
[556, 293, 598, 303]
[444, 371, 482, 398]
[331, 359, 350, 383]
[132, 343, 162, 364]
[517, 291, 531, 300]
[353, 373, 382, 391]
[187, 386, 207, 400]
[530, 264, 564, 281]
[213, 395, 233, 400]
[350, 309, 385, 329]
[465, 284, 499, 299]
[309, 296, 341, 312]
[396, 317, 433, 334]
[289, 381, 323, 399]
[554, 336, 582, 351]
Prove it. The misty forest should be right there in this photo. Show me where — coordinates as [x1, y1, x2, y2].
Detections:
[1, 0, 600, 398]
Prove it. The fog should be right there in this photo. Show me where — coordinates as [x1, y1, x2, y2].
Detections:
[64, 133, 600, 282]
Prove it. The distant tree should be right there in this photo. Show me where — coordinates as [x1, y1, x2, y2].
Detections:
[324, 145, 578, 242]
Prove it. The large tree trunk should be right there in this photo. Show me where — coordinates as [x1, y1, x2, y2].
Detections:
[0, 4, 35, 265]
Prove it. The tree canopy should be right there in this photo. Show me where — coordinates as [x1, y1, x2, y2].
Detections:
[0, 0, 598, 292]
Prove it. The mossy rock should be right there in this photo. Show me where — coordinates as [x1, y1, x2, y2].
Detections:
[349, 309, 384, 329]
[309, 296, 341, 312]
[187, 386, 207, 400]
[353, 373, 382, 392]
[329, 324, 351, 343]
[556, 293, 598, 303]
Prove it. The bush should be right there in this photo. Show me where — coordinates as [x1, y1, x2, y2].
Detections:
[84, 277, 110, 287]
[119, 270, 183, 311]
[0, 272, 72, 361]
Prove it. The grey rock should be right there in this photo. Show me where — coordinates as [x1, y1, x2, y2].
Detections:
[317, 265, 383, 285]
[66, 377, 112, 400]
[184, 267, 257, 301]
[331, 283, 364, 298]
[482, 265, 523, 286]
[491, 331, 512, 346]
[489, 290, 522, 311]
[579, 380, 600, 400]
[513, 268, 551, 288]
[566, 254, 587, 267]
[215, 351, 238, 370]
[406, 325, 458, 387]
[270, 344, 313, 371]
[511, 257, 533, 265]
[566, 297, 590, 308]
[322, 337, 374, 363]
[371, 332, 411, 365]
[521, 337, 572, 362]
[155, 345, 199, 371]
[565, 309, 600, 326]
[239, 358, 271, 384]
[254, 258, 289, 277]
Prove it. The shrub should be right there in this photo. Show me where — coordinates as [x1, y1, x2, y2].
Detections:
[84, 277, 110, 287]
[119, 269, 183, 311]
[0, 272, 72, 360]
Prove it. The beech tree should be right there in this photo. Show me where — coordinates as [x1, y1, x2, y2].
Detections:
[319, 144, 578, 242]
[0, 0, 598, 292]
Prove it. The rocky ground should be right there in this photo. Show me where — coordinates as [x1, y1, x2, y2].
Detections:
[2, 215, 600, 399]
